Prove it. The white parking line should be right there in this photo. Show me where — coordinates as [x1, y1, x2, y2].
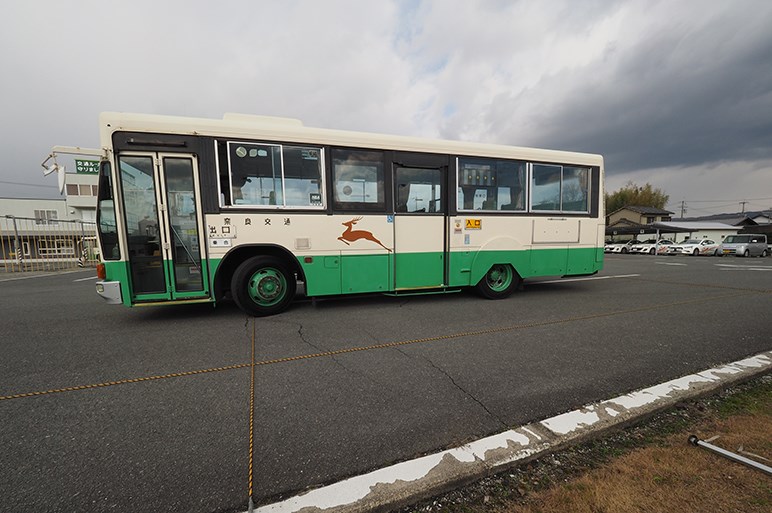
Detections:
[536, 274, 640, 285]
[0, 270, 89, 282]
[715, 263, 772, 271]
[73, 276, 99, 282]
[655, 262, 687, 266]
[718, 268, 772, 272]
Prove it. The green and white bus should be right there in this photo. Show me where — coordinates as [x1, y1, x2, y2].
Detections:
[89, 112, 604, 316]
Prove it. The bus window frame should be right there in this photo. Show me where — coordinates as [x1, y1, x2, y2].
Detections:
[219, 139, 327, 211]
[456, 156, 528, 214]
[331, 148, 389, 214]
[529, 162, 592, 215]
[96, 159, 121, 261]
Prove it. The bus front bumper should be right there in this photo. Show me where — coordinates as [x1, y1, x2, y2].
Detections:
[96, 281, 122, 304]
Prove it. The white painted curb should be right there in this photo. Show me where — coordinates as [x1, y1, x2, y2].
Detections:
[251, 350, 772, 513]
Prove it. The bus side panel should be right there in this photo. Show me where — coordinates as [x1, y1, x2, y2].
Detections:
[340, 253, 391, 294]
[103, 260, 133, 306]
[452, 246, 602, 287]
[207, 257, 223, 296]
[565, 246, 603, 275]
[447, 214, 603, 286]
[299, 251, 391, 296]
[299, 254, 343, 296]
[447, 250, 476, 287]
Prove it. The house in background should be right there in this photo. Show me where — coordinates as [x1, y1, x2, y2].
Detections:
[607, 205, 674, 226]
[605, 206, 674, 241]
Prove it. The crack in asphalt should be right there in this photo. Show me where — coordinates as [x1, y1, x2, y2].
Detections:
[296, 323, 325, 354]
[398, 347, 508, 429]
[295, 322, 378, 384]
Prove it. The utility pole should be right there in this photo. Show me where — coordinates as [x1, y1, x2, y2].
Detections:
[679, 200, 687, 218]
[740, 201, 747, 213]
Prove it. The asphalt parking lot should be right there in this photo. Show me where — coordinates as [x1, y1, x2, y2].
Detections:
[1, 254, 770, 513]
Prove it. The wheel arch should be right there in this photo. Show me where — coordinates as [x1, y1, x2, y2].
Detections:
[469, 236, 527, 286]
[213, 244, 304, 301]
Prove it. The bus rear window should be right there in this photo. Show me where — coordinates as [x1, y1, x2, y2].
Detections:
[531, 164, 590, 213]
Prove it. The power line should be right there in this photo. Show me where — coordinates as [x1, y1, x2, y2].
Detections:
[0, 180, 58, 189]
[675, 196, 772, 203]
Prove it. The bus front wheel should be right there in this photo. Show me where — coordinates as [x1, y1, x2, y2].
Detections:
[475, 264, 520, 300]
[231, 256, 296, 316]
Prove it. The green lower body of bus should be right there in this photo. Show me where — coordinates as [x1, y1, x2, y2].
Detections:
[101, 246, 603, 307]
[297, 246, 602, 296]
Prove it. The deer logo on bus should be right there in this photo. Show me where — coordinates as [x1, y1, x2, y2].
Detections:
[338, 217, 391, 252]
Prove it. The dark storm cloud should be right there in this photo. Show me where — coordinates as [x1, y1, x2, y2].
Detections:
[480, 3, 772, 176]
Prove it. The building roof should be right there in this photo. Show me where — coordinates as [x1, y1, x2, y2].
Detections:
[674, 211, 768, 226]
[606, 218, 735, 237]
[653, 221, 737, 231]
[608, 205, 674, 217]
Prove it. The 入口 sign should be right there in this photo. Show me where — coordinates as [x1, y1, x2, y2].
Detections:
[465, 218, 482, 230]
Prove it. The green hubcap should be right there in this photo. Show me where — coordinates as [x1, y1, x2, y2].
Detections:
[486, 265, 513, 291]
[247, 268, 286, 306]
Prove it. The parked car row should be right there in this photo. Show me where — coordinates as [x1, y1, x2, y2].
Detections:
[604, 234, 770, 257]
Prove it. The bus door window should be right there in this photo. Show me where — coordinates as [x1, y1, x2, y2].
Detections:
[118, 155, 165, 294]
[395, 167, 443, 213]
[163, 157, 204, 292]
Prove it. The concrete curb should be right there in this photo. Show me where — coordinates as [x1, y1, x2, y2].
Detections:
[252, 350, 772, 513]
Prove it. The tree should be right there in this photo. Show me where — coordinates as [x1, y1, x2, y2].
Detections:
[605, 181, 669, 216]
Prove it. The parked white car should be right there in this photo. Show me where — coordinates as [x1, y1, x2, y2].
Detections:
[629, 238, 675, 255]
[604, 239, 639, 253]
[668, 239, 720, 256]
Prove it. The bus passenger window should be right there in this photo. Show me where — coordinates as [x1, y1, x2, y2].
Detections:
[332, 149, 385, 211]
[228, 143, 283, 206]
[562, 166, 589, 212]
[457, 157, 526, 212]
[282, 146, 324, 207]
[531, 164, 561, 211]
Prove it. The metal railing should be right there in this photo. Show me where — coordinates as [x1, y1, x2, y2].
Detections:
[1, 215, 98, 273]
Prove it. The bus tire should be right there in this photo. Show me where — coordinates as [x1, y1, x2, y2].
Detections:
[475, 264, 520, 300]
[231, 256, 296, 316]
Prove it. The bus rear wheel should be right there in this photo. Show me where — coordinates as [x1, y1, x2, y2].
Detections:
[231, 256, 296, 316]
[475, 264, 520, 299]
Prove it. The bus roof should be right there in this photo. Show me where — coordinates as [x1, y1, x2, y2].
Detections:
[99, 111, 603, 167]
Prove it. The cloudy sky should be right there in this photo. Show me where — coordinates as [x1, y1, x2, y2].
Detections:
[2, 0, 771, 216]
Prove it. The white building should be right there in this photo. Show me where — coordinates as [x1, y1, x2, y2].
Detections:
[654, 221, 740, 243]
[1, 168, 98, 267]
